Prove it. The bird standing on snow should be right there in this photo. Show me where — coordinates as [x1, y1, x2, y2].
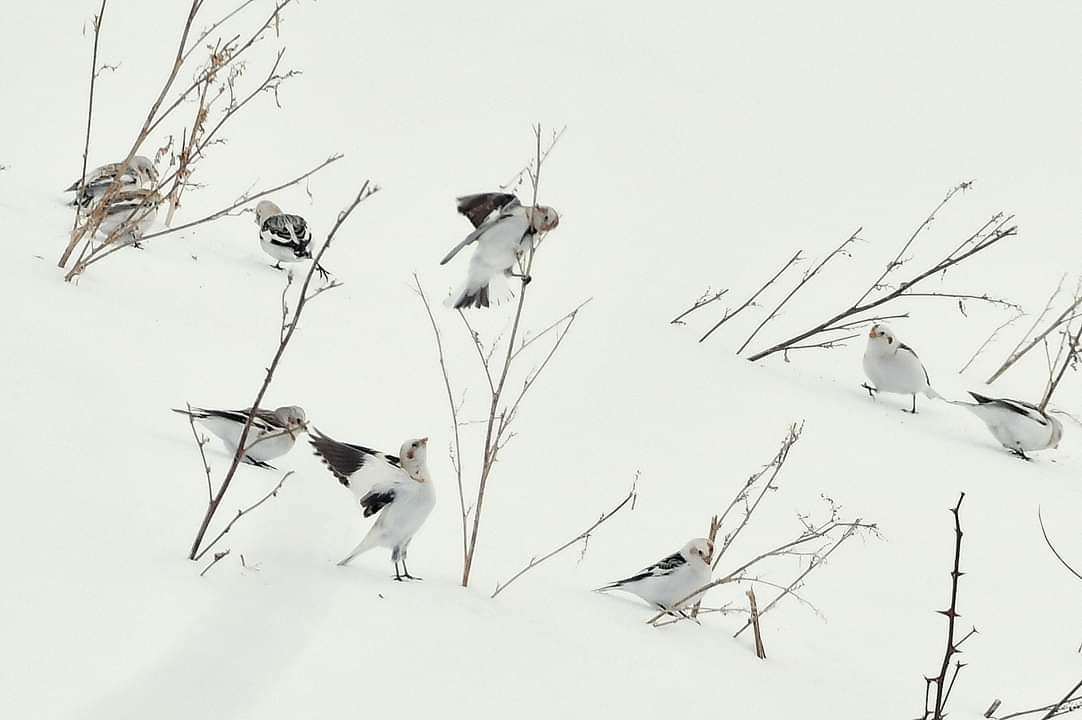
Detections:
[255, 200, 328, 278]
[440, 192, 560, 309]
[951, 392, 1063, 460]
[862, 323, 941, 413]
[596, 538, 713, 615]
[172, 405, 308, 469]
[309, 430, 435, 579]
[66, 155, 159, 209]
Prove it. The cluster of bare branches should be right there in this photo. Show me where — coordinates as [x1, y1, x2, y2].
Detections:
[60, 0, 332, 281]
[415, 125, 589, 588]
[490, 474, 638, 599]
[652, 422, 876, 636]
[675, 182, 1021, 361]
[920, 493, 977, 720]
[186, 182, 378, 567]
[987, 680, 1082, 720]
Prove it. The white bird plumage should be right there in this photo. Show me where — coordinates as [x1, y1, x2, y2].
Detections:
[255, 200, 327, 277]
[172, 405, 308, 469]
[951, 392, 1063, 460]
[596, 538, 713, 614]
[65, 155, 159, 209]
[441, 192, 560, 309]
[309, 430, 436, 580]
[94, 189, 162, 245]
[862, 323, 941, 413]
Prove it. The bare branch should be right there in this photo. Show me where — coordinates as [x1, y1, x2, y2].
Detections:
[193, 472, 292, 561]
[185, 401, 214, 502]
[199, 549, 231, 577]
[987, 277, 1081, 384]
[72, 0, 108, 235]
[671, 288, 729, 326]
[959, 310, 1025, 375]
[1039, 322, 1081, 412]
[699, 251, 801, 343]
[1038, 508, 1082, 583]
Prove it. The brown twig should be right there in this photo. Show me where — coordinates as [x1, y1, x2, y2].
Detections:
[199, 549, 231, 577]
[959, 310, 1026, 375]
[491, 476, 637, 598]
[193, 472, 291, 561]
[671, 288, 729, 325]
[987, 277, 1081, 384]
[187, 181, 378, 560]
[1039, 323, 1082, 412]
[72, 0, 108, 235]
[185, 402, 214, 502]
[1038, 508, 1082, 583]
[747, 588, 766, 659]
[699, 251, 801, 343]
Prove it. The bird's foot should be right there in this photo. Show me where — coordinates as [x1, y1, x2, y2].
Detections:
[392, 575, 406, 582]
[860, 383, 878, 398]
[901, 408, 918, 415]
[315, 263, 331, 281]
[402, 572, 423, 581]
[132, 241, 145, 250]
[271, 262, 283, 271]
[1010, 449, 1031, 461]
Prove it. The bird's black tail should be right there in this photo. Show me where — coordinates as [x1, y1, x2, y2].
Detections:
[450, 284, 491, 309]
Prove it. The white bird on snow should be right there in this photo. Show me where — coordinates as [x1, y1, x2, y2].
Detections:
[950, 392, 1063, 460]
[862, 323, 942, 413]
[596, 538, 713, 616]
[94, 189, 162, 247]
[172, 405, 308, 469]
[440, 192, 560, 309]
[309, 429, 435, 580]
[255, 200, 329, 278]
[65, 155, 159, 209]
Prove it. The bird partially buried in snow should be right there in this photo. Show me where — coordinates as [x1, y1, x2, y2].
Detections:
[862, 323, 941, 413]
[65, 155, 159, 209]
[440, 192, 560, 309]
[309, 429, 435, 580]
[254, 200, 328, 279]
[95, 189, 162, 247]
[596, 538, 713, 616]
[172, 405, 308, 469]
[951, 392, 1063, 460]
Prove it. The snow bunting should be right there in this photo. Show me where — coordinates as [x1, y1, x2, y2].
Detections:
[255, 200, 328, 278]
[440, 192, 560, 309]
[95, 189, 162, 246]
[172, 405, 308, 469]
[596, 538, 713, 614]
[309, 430, 435, 580]
[951, 392, 1063, 460]
[66, 155, 158, 209]
[862, 323, 941, 413]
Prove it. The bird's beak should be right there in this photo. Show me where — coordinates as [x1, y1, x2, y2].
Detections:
[868, 327, 878, 338]
[420, 437, 429, 446]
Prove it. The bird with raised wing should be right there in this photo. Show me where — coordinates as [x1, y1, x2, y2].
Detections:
[862, 323, 941, 413]
[309, 429, 435, 580]
[440, 192, 560, 309]
[951, 392, 1063, 460]
[66, 155, 159, 209]
[255, 200, 328, 278]
[172, 405, 308, 469]
[596, 538, 713, 615]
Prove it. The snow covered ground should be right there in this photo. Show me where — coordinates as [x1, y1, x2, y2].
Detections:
[3, 1, 1080, 718]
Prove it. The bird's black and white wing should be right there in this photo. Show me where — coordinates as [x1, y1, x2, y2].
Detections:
[440, 194, 522, 265]
[261, 214, 311, 254]
[178, 407, 284, 432]
[309, 429, 408, 515]
[899, 342, 932, 385]
[600, 551, 686, 589]
[969, 393, 1050, 426]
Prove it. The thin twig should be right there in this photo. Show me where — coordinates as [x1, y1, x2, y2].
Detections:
[185, 402, 214, 502]
[199, 549, 231, 577]
[1038, 508, 1082, 583]
[699, 251, 801, 343]
[671, 288, 729, 325]
[988, 277, 1080, 384]
[959, 310, 1026, 374]
[72, 0, 108, 234]
[193, 472, 292, 561]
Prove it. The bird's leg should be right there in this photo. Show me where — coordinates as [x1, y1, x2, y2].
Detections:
[401, 559, 422, 581]
[392, 561, 405, 582]
[271, 262, 283, 271]
[860, 383, 878, 399]
[508, 271, 533, 285]
[1010, 448, 1031, 461]
[901, 395, 918, 414]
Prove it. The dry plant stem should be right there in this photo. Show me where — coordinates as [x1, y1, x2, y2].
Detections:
[186, 402, 214, 502]
[67, 155, 341, 279]
[737, 229, 861, 354]
[1042, 681, 1082, 720]
[181, 0, 257, 64]
[990, 696, 1082, 720]
[1038, 509, 1082, 582]
[193, 471, 292, 561]
[1039, 323, 1082, 412]
[747, 215, 1018, 362]
[959, 311, 1025, 375]
[747, 588, 766, 659]
[73, 0, 108, 234]
[671, 288, 729, 325]
[414, 276, 469, 564]
[199, 549, 231, 577]
[987, 277, 1080, 384]
[699, 251, 801, 343]
[491, 479, 637, 598]
[187, 181, 378, 560]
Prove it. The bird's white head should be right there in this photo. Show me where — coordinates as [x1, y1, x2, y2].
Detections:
[274, 405, 308, 432]
[131, 156, 159, 186]
[867, 323, 900, 352]
[400, 437, 430, 482]
[255, 200, 283, 226]
[530, 205, 560, 233]
[682, 538, 714, 564]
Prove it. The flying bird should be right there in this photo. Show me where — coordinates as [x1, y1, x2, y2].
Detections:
[440, 192, 560, 309]
[951, 392, 1063, 460]
[94, 189, 162, 247]
[66, 155, 159, 209]
[862, 323, 941, 413]
[255, 200, 329, 278]
[596, 538, 713, 615]
[309, 429, 435, 579]
[172, 405, 308, 469]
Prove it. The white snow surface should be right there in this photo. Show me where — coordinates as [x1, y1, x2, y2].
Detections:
[3, 1, 1081, 718]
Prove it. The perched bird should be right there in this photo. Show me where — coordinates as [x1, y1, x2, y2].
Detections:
[951, 392, 1063, 460]
[94, 189, 162, 247]
[309, 430, 435, 579]
[66, 155, 159, 209]
[254, 200, 328, 278]
[440, 192, 560, 309]
[596, 538, 713, 615]
[862, 323, 941, 413]
[172, 405, 308, 469]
